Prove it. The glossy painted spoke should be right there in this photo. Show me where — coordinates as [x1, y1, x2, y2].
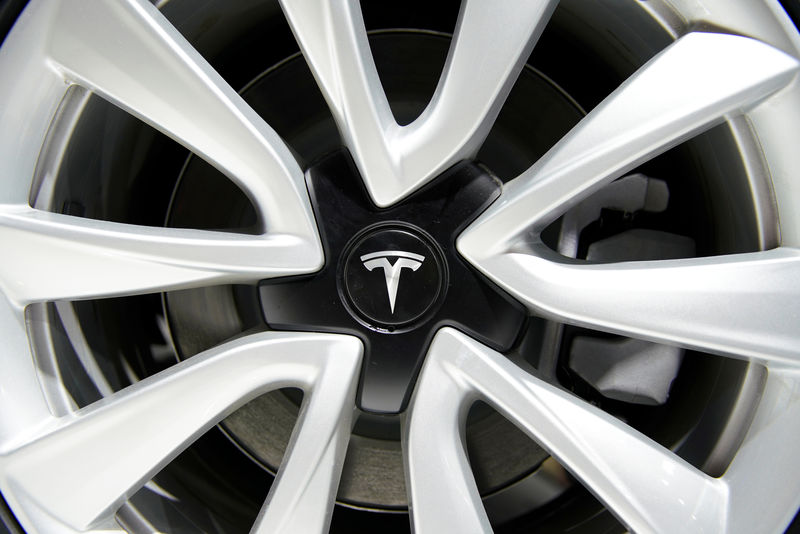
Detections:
[723, 367, 800, 534]
[403, 337, 491, 534]
[460, 32, 800, 252]
[0, 298, 53, 447]
[485, 246, 800, 366]
[280, 0, 556, 206]
[458, 32, 800, 366]
[0, 205, 320, 304]
[251, 349, 358, 534]
[46, 0, 317, 239]
[0, 332, 362, 533]
[405, 328, 726, 534]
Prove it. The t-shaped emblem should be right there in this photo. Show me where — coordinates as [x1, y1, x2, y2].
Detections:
[361, 251, 425, 314]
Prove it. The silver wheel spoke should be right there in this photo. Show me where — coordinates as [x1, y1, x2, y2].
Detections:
[251, 348, 358, 534]
[0, 298, 53, 445]
[459, 32, 800, 364]
[405, 328, 726, 534]
[481, 245, 800, 366]
[47, 0, 317, 239]
[403, 334, 491, 534]
[460, 32, 799, 251]
[724, 367, 800, 534]
[0, 332, 362, 533]
[0, 205, 320, 304]
[280, 0, 556, 206]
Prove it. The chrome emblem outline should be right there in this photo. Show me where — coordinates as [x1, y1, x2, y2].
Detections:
[361, 250, 425, 314]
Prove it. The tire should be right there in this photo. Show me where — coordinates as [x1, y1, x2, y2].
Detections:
[1, 1, 800, 533]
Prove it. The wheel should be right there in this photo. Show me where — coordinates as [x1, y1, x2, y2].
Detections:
[1, 0, 800, 532]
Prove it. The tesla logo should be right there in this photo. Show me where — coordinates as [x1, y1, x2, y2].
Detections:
[361, 250, 425, 314]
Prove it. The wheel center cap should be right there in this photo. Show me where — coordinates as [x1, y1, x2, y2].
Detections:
[341, 224, 446, 329]
[259, 151, 526, 413]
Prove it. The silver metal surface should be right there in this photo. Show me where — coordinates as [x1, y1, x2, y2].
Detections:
[459, 32, 800, 365]
[45, 0, 318, 241]
[405, 329, 726, 533]
[361, 251, 426, 314]
[406, 329, 800, 534]
[278, 0, 558, 206]
[459, 33, 799, 246]
[0, 0, 323, 306]
[1, 0, 800, 532]
[0, 332, 362, 533]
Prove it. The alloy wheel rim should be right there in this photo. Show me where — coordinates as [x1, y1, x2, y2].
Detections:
[2, 1, 800, 533]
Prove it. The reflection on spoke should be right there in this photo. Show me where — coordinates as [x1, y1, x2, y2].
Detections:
[458, 32, 800, 363]
[0, 332, 361, 533]
[280, 0, 557, 206]
[462, 32, 799, 247]
[405, 328, 726, 534]
[251, 345, 359, 534]
[47, 0, 318, 240]
[489, 246, 800, 365]
[0, 205, 321, 304]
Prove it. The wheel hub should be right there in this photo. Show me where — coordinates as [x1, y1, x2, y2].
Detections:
[259, 151, 527, 413]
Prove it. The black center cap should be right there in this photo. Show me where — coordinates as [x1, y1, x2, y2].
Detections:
[341, 224, 446, 329]
[259, 151, 526, 413]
